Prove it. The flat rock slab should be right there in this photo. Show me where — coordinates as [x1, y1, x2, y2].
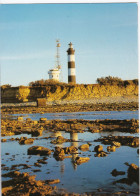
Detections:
[75, 157, 90, 165]
[45, 179, 60, 185]
[111, 169, 125, 177]
[95, 136, 139, 147]
[28, 146, 51, 156]
[2, 171, 55, 196]
[19, 138, 34, 145]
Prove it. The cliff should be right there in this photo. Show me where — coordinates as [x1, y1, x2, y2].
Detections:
[1, 84, 138, 103]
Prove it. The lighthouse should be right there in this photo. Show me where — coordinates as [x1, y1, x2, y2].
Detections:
[67, 42, 76, 84]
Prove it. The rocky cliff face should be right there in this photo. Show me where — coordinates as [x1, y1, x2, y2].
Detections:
[1, 84, 138, 103]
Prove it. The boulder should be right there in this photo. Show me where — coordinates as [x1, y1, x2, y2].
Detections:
[28, 146, 51, 156]
[19, 138, 34, 145]
[54, 147, 65, 157]
[75, 157, 90, 165]
[107, 145, 116, 152]
[1, 139, 7, 142]
[51, 136, 69, 144]
[63, 146, 78, 154]
[112, 141, 121, 147]
[131, 138, 139, 147]
[79, 144, 89, 151]
[127, 163, 139, 183]
[31, 129, 43, 137]
[94, 151, 107, 157]
[94, 145, 103, 152]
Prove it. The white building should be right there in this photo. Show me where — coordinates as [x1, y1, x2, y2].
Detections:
[48, 68, 60, 81]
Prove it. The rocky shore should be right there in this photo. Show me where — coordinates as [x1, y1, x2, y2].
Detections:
[1, 114, 139, 195]
[1, 94, 139, 195]
[1, 96, 138, 115]
[1, 118, 139, 137]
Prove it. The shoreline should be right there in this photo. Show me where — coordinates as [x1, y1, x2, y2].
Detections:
[1, 96, 138, 114]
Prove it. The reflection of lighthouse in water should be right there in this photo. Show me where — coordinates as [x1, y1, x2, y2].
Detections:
[51, 131, 62, 138]
[70, 132, 78, 147]
[50, 131, 65, 175]
[70, 132, 79, 170]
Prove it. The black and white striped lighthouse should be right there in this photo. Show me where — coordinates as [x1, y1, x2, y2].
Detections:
[67, 42, 76, 84]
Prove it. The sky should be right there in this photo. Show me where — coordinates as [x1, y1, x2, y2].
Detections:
[0, 3, 138, 86]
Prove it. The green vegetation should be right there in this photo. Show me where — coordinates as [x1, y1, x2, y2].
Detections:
[96, 76, 138, 86]
[29, 79, 68, 87]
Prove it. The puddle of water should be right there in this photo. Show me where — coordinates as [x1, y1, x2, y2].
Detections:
[1, 110, 139, 195]
[1, 131, 139, 194]
[12, 110, 139, 121]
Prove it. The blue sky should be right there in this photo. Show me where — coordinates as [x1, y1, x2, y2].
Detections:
[0, 3, 138, 86]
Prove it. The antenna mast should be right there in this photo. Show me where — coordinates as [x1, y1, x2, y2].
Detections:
[55, 39, 63, 81]
[56, 39, 61, 69]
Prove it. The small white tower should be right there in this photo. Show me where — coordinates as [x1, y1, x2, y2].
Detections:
[48, 68, 60, 81]
[48, 40, 61, 81]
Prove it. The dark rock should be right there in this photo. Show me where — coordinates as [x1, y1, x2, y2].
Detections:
[32, 169, 41, 172]
[34, 163, 42, 167]
[2, 171, 55, 195]
[37, 159, 47, 164]
[45, 179, 60, 185]
[87, 142, 92, 146]
[95, 136, 139, 147]
[39, 118, 47, 122]
[112, 141, 121, 147]
[10, 138, 15, 141]
[94, 151, 108, 157]
[79, 144, 89, 151]
[19, 137, 34, 145]
[31, 129, 43, 137]
[111, 169, 125, 177]
[28, 146, 51, 156]
[107, 145, 116, 152]
[54, 147, 65, 157]
[127, 163, 139, 183]
[51, 136, 69, 144]
[63, 146, 78, 154]
[1, 139, 7, 142]
[75, 157, 90, 165]
[94, 145, 103, 152]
